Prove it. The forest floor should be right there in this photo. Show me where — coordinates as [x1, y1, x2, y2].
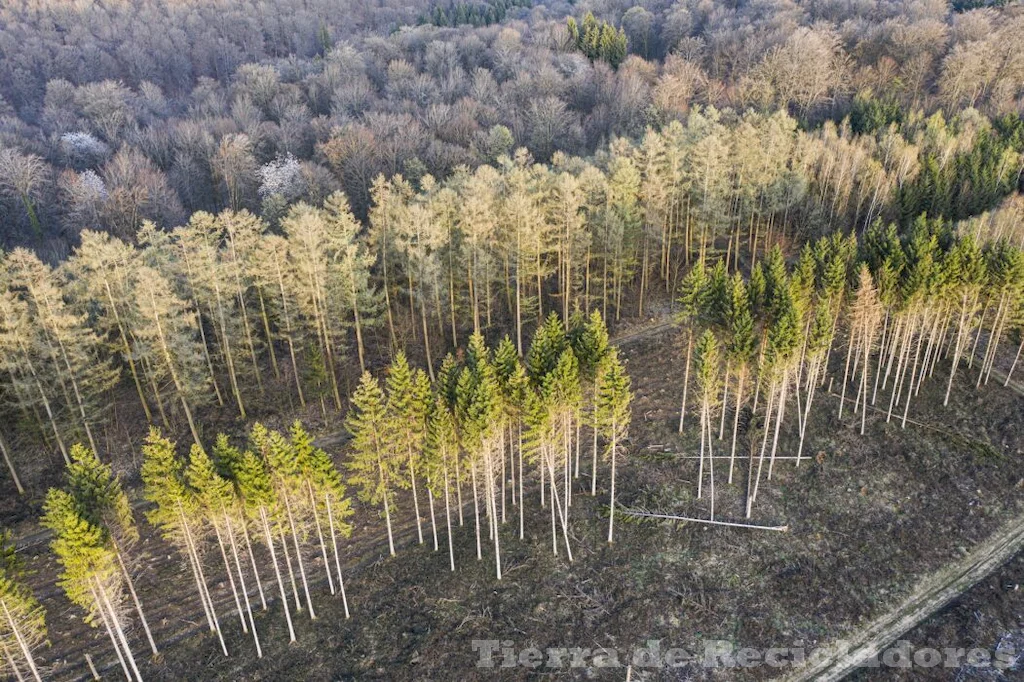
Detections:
[9, 311, 1024, 681]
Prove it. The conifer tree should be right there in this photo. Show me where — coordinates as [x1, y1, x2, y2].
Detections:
[5, 248, 119, 456]
[424, 396, 459, 571]
[385, 353, 430, 545]
[345, 372, 399, 556]
[456, 333, 505, 578]
[290, 421, 353, 616]
[43, 488, 143, 682]
[65, 444, 157, 656]
[231, 447, 296, 642]
[570, 310, 610, 495]
[594, 348, 631, 543]
[187, 444, 261, 655]
[538, 348, 580, 560]
[140, 429, 227, 656]
[725, 274, 755, 483]
[64, 230, 153, 424]
[677, 263, 709, 432]
[132, 264, 210, 448]
[694, 330, 721, 518]
[0, 531, 45, 682]
[252, 425, 316, 620]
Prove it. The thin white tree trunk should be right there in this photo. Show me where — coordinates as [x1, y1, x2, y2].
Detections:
[260, 507, 295, 642]
[283, 492, 315, 620]
[325, 494, 350, 618]
[114, 548, 158, 655]
[1, 598, 41, 682]
[607, 426, 617, 544]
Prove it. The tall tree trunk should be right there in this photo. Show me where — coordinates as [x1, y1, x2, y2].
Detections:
[224, 515, 261, 658]
[607, 425, 617, 544]
[259, 507, 295, 642]
[283, 491, 316, 619]
[0, 432, 24, 494]
[96, 580, 143, 682]
[114, 547, 158, 656]
[728, 370, 745, 485]
[408, 447, 424, 545]
[678, 332, 693, 432]
[307, 482, 335, 596]
[1, 598, 42, 682]
[325, 494, 350, 618]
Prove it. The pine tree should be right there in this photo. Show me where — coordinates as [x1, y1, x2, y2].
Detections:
[539, 348, 580, 560]
[694, 330, 721, 518]
[132, 262, 210, 448]
[252, 424, 316, 620]
[725, 274, 755, 483]
[290, 421, 353, 616]
[424, 396, 459, 571]
[140, 428, 228, 656]
[64, 443, 157, 656]
[571, 310, 610, 495]
[0, 531, 45, 682]
[65, 230, 154, 424]
[677, 263, 709, 432]
[594, 348, 631, 543]
[187, 444, 262, 655]
[43, 488, 143, 681]
[4, 248, 119, 457]
[527, 312, 568, 386]
[385, 352, 430, 545]
[456, 333, 505, 578]
[345, 372, 399, 556]
[231, 446, 296, 642]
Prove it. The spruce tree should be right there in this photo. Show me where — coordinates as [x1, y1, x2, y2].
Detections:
[345, 372, 399, 556]
[0, 531, 45, 682]
[140, 428, 228, 656]
[424, 397, 460, 571]
[43, 488, 143, 682]
[187, 444, 261, 655]
[64, 443, 157, 656]
[594, 348, 631, 543]
[385, 352, 429, 545]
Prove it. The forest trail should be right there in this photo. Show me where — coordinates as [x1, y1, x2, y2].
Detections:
[781, 506, 1024, 681]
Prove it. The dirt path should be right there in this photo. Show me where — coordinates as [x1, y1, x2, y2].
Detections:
[781, 508, 1024, 681]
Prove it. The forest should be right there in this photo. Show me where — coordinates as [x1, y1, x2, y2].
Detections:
[1, 0, 1024, 679]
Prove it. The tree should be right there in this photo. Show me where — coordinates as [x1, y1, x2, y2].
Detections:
[424, 396, 460, 571]
[594, 348, 631, 543]
[570, 310, 610, 495]
[230, 444, 296, 642]
[0, 531, 46, 682]
[42, 488, 143, 681]
[677, 263, 709, 432]
[291, 422, 353, 617]
[725, 274, 755, 483]
[251, 424, 317, 620]
[187, 443, 262, 656]
[64, 230, 154, 424]
[140, 428, 228, 656]
[4, 249, 119, 457]
[345, 372, 399, 556]
[64, 444, 158, 656]
[693, 330, 721, 518]
[456, 333, 505, 578]
[131, 258, 210, 449]
[0, 149, 47, 236]
[385, 352, 430, 545]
